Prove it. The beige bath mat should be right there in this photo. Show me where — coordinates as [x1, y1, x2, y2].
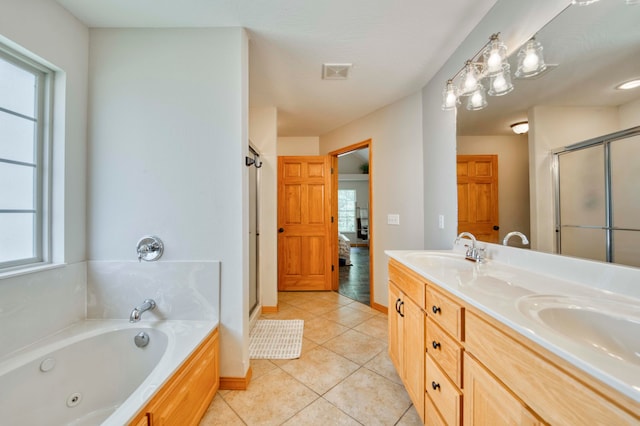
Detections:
[249, 319, 304, 359]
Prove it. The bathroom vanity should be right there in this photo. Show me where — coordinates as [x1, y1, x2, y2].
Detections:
[386, 248, 640, 425]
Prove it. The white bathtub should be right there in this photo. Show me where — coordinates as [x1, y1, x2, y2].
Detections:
[0, 319, 217, 426]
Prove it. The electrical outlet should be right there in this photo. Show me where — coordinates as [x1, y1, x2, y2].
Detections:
[387, 214, 400, 225]
[438, 214, 445, 229]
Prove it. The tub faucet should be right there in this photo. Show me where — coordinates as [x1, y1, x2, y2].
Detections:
[129, 299, 156, 323]
[455, 232, 484, 262]
[503, 231, 529, 246]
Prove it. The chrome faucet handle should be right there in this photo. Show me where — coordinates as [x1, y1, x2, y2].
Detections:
[136, 236, 164, 262]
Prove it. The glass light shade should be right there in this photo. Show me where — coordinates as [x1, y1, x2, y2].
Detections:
[458, 61, 481, 96]
[441, 80, 460, 110]
[488, 63, 514, 96]
[510, 121, 529, 134]
[482, 36, 508, 76]
[515, 38, 546, 78]
[466, 84, 487, 111]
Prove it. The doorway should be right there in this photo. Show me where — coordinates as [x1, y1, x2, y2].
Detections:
[248, 144, 261, 316]
[330, 140, 372, 306]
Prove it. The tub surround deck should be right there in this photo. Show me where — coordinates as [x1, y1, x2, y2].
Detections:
[386, 243, 640, 404]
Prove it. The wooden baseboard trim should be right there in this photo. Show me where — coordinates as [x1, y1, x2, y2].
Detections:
[219, 366, 253, 390]
[372, 302, 387, 315]
[261, 305, 279, 314]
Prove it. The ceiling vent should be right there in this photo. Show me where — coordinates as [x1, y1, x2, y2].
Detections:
[322, 63, 352, 80]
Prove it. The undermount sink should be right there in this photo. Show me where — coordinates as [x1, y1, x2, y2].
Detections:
[404, 252, 475, 271]
[517, 295, 640, 366]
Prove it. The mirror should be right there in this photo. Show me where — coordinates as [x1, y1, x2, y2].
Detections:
[456, 1, 640, 267]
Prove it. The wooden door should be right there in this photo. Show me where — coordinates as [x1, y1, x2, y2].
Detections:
[277, 156, 332, 291]
[388, 282, 402, 372]
[457, 155, 499, 243]
[403, 296, 425, 422]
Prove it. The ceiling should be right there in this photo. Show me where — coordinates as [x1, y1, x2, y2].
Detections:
[457, 1, 640, 136]
[55, 0, 497, 136]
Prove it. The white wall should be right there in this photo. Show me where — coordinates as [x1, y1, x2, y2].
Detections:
[278, 136, 320, 155]
[421, 0, 569, 253]
[0, 0, 88, 355]
[249, 107, 278, 309]
[87, 28, 249, 378]
[457, 135, 530, 246]
[619, 96, 640, 129]
[320, 92, 424, 308]
[528, 106, 618, 252]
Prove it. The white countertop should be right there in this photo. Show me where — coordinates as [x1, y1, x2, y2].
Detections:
[385, 248, 640, 403]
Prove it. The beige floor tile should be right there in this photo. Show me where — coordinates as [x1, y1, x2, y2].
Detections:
[261, 304, 317, 321]
[353, 315, 388, 341]
[296, 299, 343, 316]
[304, 317, 349, 345]
[321, 305, 375, 328]
[282, 397, 361, 426]
[222, 368, 318, 426]
[363, 349, 402, 385]
[344, 300, 379, 314]
[280, 346, 359, 394]
[323, 329, 385, 365]
[199, 393, 245, 426]
[250, 359, 278, 380]
[396, 405, 424, 426]
[324, 368, 412, 426]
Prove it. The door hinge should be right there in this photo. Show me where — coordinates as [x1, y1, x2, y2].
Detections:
[332, 264, 335, 271]
[331, 216, 334, 223]
[331, 167, 334, 174]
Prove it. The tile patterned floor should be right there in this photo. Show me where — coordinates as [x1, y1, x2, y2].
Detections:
[199, 291, 422, 426]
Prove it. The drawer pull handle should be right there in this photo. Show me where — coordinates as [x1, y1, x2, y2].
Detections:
[398, 301, 405, 318]
[431, 381, 440, 391]
[432, 341, 441, 350]
[432, 306, 441, 314]
[395, 298, 401, 314]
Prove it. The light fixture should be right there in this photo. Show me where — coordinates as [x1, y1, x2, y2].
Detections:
[467, 84, 488, 111]
[442, 33, 548, 112]
[488, 63, 514, 96]
[510, 121, 529, 134]
[441, 79, 460, 110]
[515, 38, 546, 78]
[482, 34, 508, 76]
[458, 60, 482, 96]
[616, 78, 640, 90]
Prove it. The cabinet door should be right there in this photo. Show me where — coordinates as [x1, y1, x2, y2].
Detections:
[403, 297, 425, 421]
[464, 353, 544, 426]
[388, 282, 403, 372]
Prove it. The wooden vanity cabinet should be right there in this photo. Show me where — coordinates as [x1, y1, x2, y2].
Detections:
[129, 327, 219, 426]
[387, 260, 640, 426]
[388, 260, 426, 421]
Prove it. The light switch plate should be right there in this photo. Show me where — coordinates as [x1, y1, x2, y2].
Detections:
[387, 214, 400, 225]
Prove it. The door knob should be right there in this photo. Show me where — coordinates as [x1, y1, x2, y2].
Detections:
[493, 225, 500, 230]
[278, 228, 284, 233]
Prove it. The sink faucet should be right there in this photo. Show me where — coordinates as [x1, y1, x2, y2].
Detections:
[503, 231, 529, 246]
[455, 232, 485, 262]
[129, 299, 156, 322]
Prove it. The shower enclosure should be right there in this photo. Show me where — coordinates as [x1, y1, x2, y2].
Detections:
[554, 126, 640, 268]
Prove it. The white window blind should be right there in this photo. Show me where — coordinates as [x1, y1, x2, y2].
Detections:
[0, 46, 51, 270]
[338, 189, 357, 233]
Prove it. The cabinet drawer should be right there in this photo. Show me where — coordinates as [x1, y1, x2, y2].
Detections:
[426, 354, 462, 426]
[389, 260, 425, 309]
[426, 286, 464, 340]
[425, 393, 447, 426]
[427, 317, 463, 387]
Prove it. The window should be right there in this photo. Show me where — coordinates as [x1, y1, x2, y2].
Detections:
[338, 189, 357, 233]
[0, 46, 52, 270]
